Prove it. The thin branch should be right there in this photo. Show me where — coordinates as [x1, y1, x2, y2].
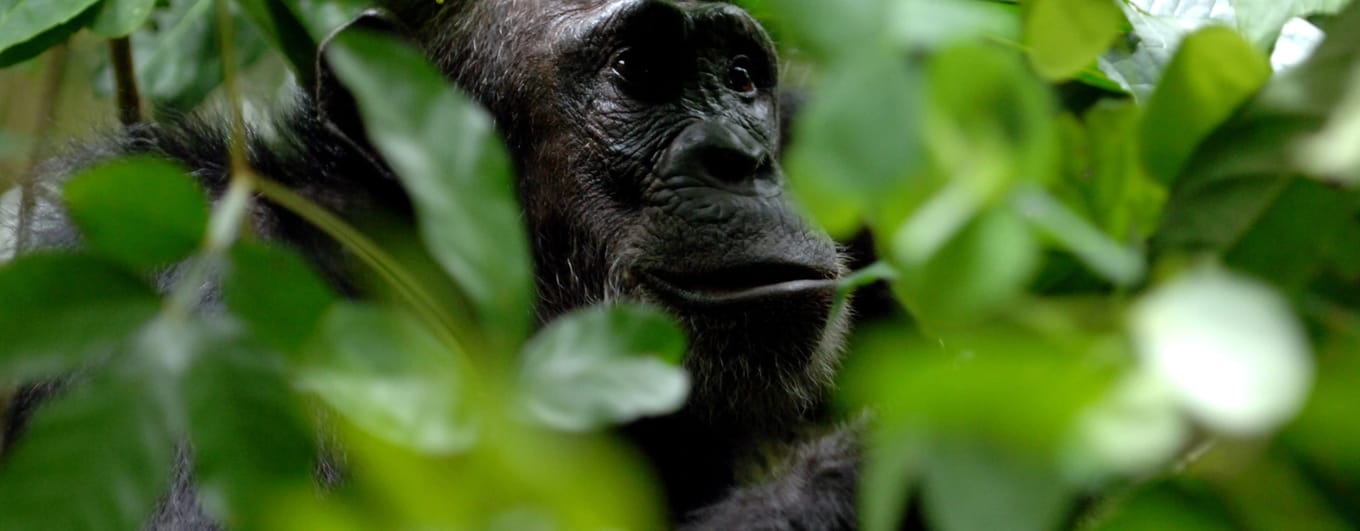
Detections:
[109, 37, 143, 126]
[14, 44, 70, 253]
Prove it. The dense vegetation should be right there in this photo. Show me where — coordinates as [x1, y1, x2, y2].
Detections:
[2, 0, 1359, 529]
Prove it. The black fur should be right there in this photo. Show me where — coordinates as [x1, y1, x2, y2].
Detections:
[1, 1, 860, 529]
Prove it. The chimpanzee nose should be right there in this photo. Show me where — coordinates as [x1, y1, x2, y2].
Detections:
[660, 120, 773, 187]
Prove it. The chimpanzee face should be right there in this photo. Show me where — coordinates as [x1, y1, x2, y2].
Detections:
[430, 0, 847, 429]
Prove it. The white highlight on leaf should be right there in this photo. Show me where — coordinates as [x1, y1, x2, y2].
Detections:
[1065, 368, 1188, 480]
[1101, 0, 1339, 99]
[1130, 265, 1313, 436]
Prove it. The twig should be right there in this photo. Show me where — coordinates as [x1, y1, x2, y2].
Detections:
[109, 37, 143, 126]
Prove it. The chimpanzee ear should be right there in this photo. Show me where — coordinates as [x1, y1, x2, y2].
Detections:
[313, 8, 410, 179]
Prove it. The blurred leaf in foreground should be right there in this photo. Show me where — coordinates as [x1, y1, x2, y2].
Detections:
[63, 157, 208, 272]
[0, 366, 176, 531]
[325, 31, 533, 349]
[1130, 264, 1312, 436]
[0, 253, 159, 380]
[299, 303, 478, 454]
[518, 304, 688, 432]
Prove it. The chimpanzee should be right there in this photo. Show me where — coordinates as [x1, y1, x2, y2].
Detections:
[2, 1, 859, 529]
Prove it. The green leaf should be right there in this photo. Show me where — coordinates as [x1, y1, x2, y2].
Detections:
[1154, 4, 1360, 255]
[518, 304, 688, 432]
[187, 337, 316, 528]
[299, 303, 478, 454]
[0, 253, 159, 380]
[1012, 187, 1145, 286]
[1140, 26, 1272, 185]
[90, 0, 155, 37]
[1222, 179, 1354, 291]
[0, 0, 100, 65]
[0, 4, 95, 68]
[1024, 0, 1123, 80]
[235, 0, 317, 87]
[0, 367, 177, 531]
[1130, 264, 1312, 435]
[106, 0, 269, 112]
[922, 443, 1070, 531]
[786, 55, 922, 237]
[225, 243, 337, 353]
[63, 157, 208, 271]
[324, 32, 533, 349]
[891, 206, 1040, 327]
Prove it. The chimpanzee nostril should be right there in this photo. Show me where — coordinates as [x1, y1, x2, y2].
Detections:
[660, 120, 772, 187]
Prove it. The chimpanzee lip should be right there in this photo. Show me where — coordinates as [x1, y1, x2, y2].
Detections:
[637, 262, 838, 305]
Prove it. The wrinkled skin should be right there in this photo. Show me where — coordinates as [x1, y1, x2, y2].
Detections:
[1, 1, 859, 528]
[396, 0, 849, 430]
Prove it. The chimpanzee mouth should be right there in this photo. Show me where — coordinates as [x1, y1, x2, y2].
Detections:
[638, 262, 838, 306]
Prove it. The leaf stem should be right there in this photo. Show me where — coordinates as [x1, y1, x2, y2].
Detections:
[109, 37, 142, 126]
[251, 177, 478, 377]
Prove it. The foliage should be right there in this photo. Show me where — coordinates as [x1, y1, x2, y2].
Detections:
[1, 0, 1359, 529]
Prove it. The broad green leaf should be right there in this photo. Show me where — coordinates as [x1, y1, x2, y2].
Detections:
[1140, 27, 1271, 185]
[842, 324, 1116, 451]
[235, 0, 317, 84]
[299, 303, 478, 454]
[757, 0, 886, 59]
[104, 0, 269, 112]
[225, 243, 337, 353]
[275, 0, 372, 43]
[0, 0, 100, 65]
[0, 5, 94, 68]
[1222, 179, 1354, 291]
[0, 253, 159, 380]
[1098, 0, 1333, 97]
[519, 304, 688, 432]
[786, 55, 923, 238]
[0, 367, 177, 531]
[1130, 265, 1312, 435]
[922, 443, 1070, 531]
[187, 338, 316, 528]
[91, 0, 155, 37]
[324, 32, 533, 348]
[891, 207, 1040, 327]
[63, 157, 208, 271]
[888, 0, 1022, 51]
[1154, 4, 1360, 254]
[1024, 0, 1123, 80]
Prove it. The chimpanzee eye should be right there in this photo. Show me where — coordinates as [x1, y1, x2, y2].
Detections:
[612, 48, 648, 84]
[728, 55, 756, 95]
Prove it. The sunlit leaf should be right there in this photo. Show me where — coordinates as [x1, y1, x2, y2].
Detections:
[1024, 0, 1123, 80]
[324, 32, 533, 349]
[90, 0, 156, 37]
[519, 304, 688, 432]
[63, 157, 208, 271]
[299, 303, 478, 454]
[1064, 369, 1188, 481]
[1140, 27, 1271, 185]
[1130, 264, 1312, 435]
[0, 367, 177, 531]
[225, 242, 337, 354]
[0, 253, 158, 380]
[892, 207, 1040, 327]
